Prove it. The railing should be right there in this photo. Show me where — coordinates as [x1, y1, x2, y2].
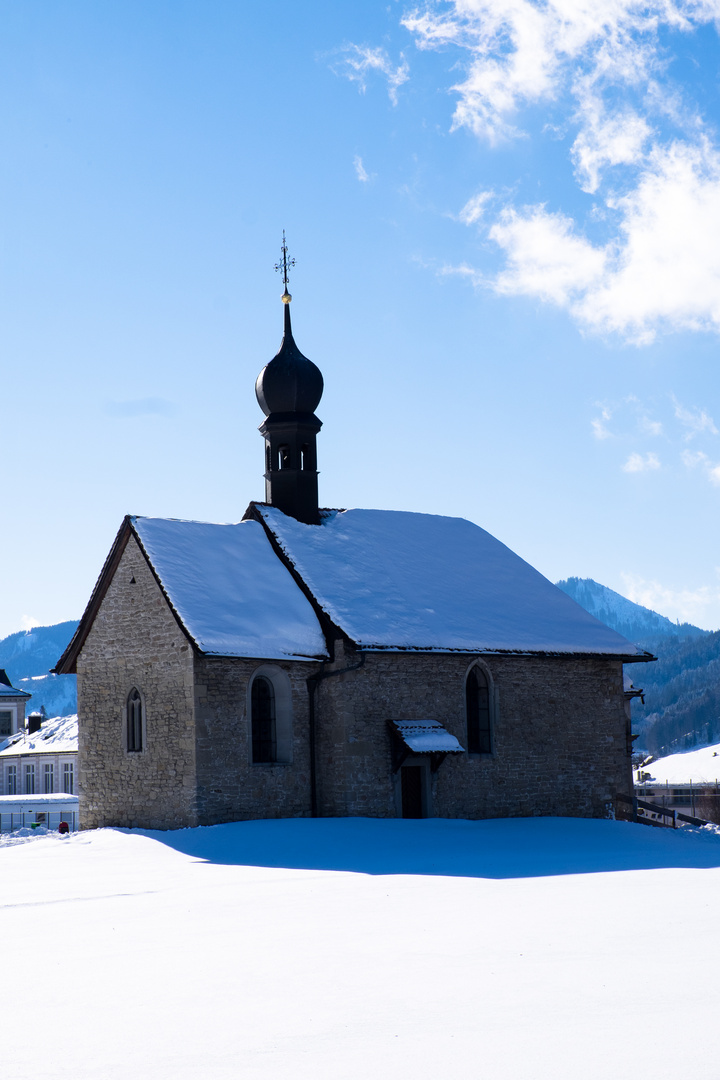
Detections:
[616, 792, 711, 828]
[0, 811, 78, 834]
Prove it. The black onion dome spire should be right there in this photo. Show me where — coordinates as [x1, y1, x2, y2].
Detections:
[255, 234, 324, 525]
[255, 302, 323, 416]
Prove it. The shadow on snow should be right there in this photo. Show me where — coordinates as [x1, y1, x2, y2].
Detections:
[138, 816, 720, 879]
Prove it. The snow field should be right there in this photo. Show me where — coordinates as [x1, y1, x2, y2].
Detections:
[2, 818, 720, 1080]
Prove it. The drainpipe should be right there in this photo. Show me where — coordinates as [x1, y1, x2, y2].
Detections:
[306, 651, 366, 817]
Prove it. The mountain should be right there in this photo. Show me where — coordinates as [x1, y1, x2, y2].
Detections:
[555, 577, 705, 642]
[555, 578, 720, 759]
[0, 621, 79, 717]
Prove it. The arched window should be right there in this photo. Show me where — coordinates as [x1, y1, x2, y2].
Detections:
[278, 445, 291, 470]
[127, 687, 144, 752]
[251, 676, 277, 763]
[466, 665, 492, 755]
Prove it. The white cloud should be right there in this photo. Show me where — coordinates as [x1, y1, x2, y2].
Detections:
[20, 615, 42, 631]
[622, 451, 660, 472]
[672, 396, 719, 438]
[399, 2, 720, 342]
[402, 1, 705, 144]
[489, 206, 606, 306]
[570, 97, 652, 193]
[331, 45, 409, 105]
[681, 447, 720, 483]
[354, 155, 371, 183]
[620, 572, 720, 627]
[458, 191, 493, 225]
[638, 416, 663, 436]
[485, 141, 720, 342]
[591, 406, 613, 439]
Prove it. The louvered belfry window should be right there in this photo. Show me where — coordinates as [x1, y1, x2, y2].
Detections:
[466, 666, 492, 755]
[251, 676, 277, 763]
[127, 688, 143, 752]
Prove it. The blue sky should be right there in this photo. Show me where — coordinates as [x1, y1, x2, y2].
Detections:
[2, 0, 720, 638]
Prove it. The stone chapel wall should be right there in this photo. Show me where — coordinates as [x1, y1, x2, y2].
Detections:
[315, 647, 632, 819]
[193, 654, 315, 824]
[76, 536, 197, 829]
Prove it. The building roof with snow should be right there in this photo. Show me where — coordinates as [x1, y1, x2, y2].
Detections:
[0, 714, 78, 757]
[56, 504, 651, 675]
[256, 505, 648, 657]
[0, 670, 31, 700]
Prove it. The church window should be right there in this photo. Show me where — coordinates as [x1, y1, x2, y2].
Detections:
[251, 676, 276, 763]
[301, 444, 309, 470]
[266, 445, 272, 473]
[466, 664, 492, 755]
[278, 445, 291, 470]
[248, 666, 293, 765]
[127, 688, 144, 753]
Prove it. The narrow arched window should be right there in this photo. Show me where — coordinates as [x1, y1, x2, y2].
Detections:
[127, 688, 143, 752]
[466, 666, 492, 754]
[278, 445, 291, 470]
[251, 676, 276, 763]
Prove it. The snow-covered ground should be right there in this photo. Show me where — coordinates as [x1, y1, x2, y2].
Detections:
[642, 741, 720, 784]
[3, 817, 720, 1080]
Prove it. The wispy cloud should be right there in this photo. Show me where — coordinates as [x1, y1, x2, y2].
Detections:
[458, 191, 494, 225]
[591, 406, 612, 440]
[20, 615, 42, 631]
[622, 451, 660, 473]
[104, 397, 176, 418]
[331, 44, 409, 105]
[353, 155, 371, 183]
[672, 396, 719, 439]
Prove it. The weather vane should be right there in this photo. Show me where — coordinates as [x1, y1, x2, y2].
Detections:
[274, 230, 295, 303]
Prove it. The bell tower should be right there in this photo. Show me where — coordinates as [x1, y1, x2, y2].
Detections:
[255, 235, 324, 525]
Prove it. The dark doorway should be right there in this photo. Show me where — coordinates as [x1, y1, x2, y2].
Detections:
[401, 766, 424, 818]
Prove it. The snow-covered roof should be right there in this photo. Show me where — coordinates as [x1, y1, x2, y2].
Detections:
[258, 507, 645, 656]
[0, 793, 78, 807]
[133, 516, 328, 662]
[390, 719, 465, 754]
[0, 682, 31, 699]
[0, 714, 78, 757]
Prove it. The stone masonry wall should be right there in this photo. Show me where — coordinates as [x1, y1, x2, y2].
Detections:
[193, 655, 316, 824]
[315, 645, 633, 819]
[76, 536, 197, 829]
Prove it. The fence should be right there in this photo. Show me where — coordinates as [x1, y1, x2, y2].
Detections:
[0, 811, 78, 833]
[616, 791, 713, 829]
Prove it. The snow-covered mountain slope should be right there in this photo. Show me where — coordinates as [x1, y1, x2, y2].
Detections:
[0, 621, 78, 716]
[555, 577, 705, 641]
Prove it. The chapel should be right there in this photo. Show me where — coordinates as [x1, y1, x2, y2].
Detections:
[55, 245, 652, 830]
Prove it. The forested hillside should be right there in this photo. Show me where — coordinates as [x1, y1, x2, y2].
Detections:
[557, 577, 720, 758]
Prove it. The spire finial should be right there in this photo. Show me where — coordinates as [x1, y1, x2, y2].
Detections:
[274, 230, 295, 304]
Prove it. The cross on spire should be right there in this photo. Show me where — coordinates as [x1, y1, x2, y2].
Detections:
[274, 230, 295, 297]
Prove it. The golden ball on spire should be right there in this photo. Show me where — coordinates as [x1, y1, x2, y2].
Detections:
[282, 290, 292, 304]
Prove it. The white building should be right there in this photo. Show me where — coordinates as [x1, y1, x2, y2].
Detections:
[0, 713, 78, 799]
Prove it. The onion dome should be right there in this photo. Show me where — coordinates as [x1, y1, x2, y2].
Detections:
[255, 300, 323, 417]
